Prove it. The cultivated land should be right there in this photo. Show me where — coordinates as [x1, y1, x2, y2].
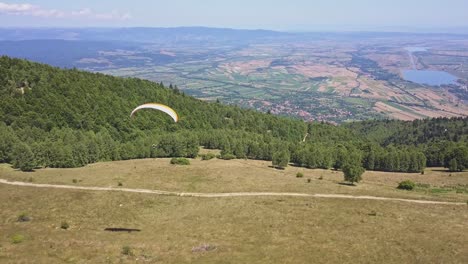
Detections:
[95, 35, 468, 123]
[1, 30, 467, 123]
[1, 158, 467, 263]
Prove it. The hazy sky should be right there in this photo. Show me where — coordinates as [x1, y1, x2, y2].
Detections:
[1, 0, 467, 32]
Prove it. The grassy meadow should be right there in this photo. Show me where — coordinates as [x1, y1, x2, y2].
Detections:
[0, 157, 467, 263]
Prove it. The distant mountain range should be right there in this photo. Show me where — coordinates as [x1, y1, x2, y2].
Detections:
[1, 27, 466, 43]
[0, 27, 291, 44]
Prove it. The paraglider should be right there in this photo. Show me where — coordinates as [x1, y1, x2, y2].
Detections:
[130, 103, 179, 122]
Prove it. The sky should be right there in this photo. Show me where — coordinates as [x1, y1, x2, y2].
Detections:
[1, 0, 468, 32]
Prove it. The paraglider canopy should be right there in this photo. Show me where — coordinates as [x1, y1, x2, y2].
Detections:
[130, 103, 179, 122]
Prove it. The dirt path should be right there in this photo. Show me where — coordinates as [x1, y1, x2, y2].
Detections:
[0, 179, 465, 205]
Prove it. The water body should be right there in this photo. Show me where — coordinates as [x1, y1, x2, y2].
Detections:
[402, 70, 458, 86]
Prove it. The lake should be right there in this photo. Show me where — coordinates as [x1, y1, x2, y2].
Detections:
[402, 70, 458, 86]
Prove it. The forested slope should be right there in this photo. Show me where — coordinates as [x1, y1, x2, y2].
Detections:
[0, 56, 466, 172]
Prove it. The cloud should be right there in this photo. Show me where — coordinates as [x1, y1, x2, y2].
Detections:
[0, 2, 131, 20]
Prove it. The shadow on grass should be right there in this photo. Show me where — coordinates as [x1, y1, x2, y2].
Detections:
[104, 228, 141, 233]
[338, 182, 357, 187]
[268, 165, 286, 170]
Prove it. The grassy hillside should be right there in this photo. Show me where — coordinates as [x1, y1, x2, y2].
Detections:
[0, 56, 467, 173]
[0, 159, 467, 263]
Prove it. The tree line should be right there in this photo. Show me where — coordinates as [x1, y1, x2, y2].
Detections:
[0, 56, 466, 172]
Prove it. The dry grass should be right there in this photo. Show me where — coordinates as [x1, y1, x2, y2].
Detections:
[373, 102, 424, 121]
[0, 183, 467, 263]
[198, 148, 221, 156]
[292, 64, 358, 79]
[0, 159, 467, 203]
[1, 159, 467, 263]
[218, 60, 273, 75]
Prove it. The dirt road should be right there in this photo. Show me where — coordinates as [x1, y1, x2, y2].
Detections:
[0, 179, 465, 205]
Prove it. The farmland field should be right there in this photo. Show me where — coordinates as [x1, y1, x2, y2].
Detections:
[95, 34, 468, 123]
[1, 29, 467, 123]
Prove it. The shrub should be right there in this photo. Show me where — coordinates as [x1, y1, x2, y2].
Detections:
[72, 179, 78, 184]
[122, 246, 133, 256]
[118, 182, 123, 187]
[201, 153, 216, 160]
[13, 143, 36, 171]
[342, 164, 365, 184]
[448, 158, 459, 172]
[272, 150, 290, 169]
[60, 221, 70, 230]
[11, 234, 24, 244]
[307, 178, 311, 183]
[12, 143, 36, 172]
[17, 213, 30, 222]
[296, 172, 304, 178]
[398, 180, 416, 190]
[318, 176, 323, 180]
[206, 153, 216, 160]
[170, 157, 190, 165]
[221, 154, 236, 160]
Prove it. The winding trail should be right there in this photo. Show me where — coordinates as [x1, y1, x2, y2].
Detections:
[0, 179, 465, 206]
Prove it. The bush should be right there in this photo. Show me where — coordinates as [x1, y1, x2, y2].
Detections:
[11, 234, 24, 244]
[296, 172, 304, 178]
[72, 179, 78, 184]
[122, 246, 133, 256]
[17, 213, 30, 222]
[448, 158, 459, 172]
[307, 178, 311, 183]
[170, 157, 190, 165]
[342, 164, 365, 184]
[201, 153, 216, 160]
[12, 143, 36, 172]
[398, 180, 416, 190]
[118, 182, 123, 187]
[272, 150, 290, 169]
[60, 221, 70, 230]
[221, 154, 236, 160]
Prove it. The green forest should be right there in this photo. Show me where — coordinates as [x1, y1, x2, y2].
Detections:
[0, 56, 467, 173]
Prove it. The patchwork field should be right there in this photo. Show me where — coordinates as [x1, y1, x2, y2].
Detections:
[1, 159, 467, 263]
[96, 35, 468, 123]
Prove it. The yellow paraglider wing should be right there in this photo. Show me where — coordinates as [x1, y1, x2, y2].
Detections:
[130, 103, 179, 122]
